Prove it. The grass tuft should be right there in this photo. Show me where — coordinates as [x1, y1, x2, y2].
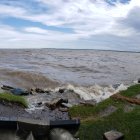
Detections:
[120, 84, 140, 97]
[0, 93, 28, 108]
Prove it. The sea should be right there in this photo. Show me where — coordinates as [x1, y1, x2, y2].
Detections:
[0, 49, 140, 88]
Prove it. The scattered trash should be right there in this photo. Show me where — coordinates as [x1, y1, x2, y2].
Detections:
[11, 88, 29, 96]
[1, 85, 30, 96]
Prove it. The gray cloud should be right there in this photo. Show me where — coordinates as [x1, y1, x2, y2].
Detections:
[82, 33, 140, 51]
[119, 6, 140, 31]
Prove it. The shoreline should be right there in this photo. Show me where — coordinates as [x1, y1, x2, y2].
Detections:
[0, 48, 140, 53]
[0, 82, 139, 139]
[0, 81, 137, 122]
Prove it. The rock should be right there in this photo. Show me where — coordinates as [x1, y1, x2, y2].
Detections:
[102, 93, 105, 96]
[34, 102, 44, 108]
[37, 102, 42, 105]
[30, 91, 36, 95]
[67, 89, 74, 93]
[46, 98, 68, 110]
[30, 88, 45, 93]
[112, 84, 121, 89]
[35, 88, 45, 93]
[80, 99, 96, 106]
[61, 103, 73, 108]
[59, 107, 68, 112]
[45, 90, 51, 93]
[59, 88, 65, 93]
[30, 88, 35, 92]
[103, 130, 124, 140]
[30, 88, 38, 95]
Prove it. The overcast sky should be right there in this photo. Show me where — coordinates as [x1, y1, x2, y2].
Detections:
[0, 0, 140, 51]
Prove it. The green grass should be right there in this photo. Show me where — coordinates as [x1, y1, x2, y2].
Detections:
[0, 93, 28, 108]
[69, 84, 140, 140]
[69, 98, 114, 119]
[79, 107, 140, 140]
[120, 84, 140, 97]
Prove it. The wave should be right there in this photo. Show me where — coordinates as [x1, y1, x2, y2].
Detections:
[58, 64, 100, 73]
[26, 81, 138, 112]
[0, 68, 59, 89]
[53, 83, 129, 103]
[0, 67, 138, 104]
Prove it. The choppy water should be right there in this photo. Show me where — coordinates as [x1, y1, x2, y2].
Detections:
[0, 49, 140, 88]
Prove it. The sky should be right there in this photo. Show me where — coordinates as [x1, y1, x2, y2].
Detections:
[0, 0, 140, 51]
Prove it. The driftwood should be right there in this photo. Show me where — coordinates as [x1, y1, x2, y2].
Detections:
[45, 98, 68, 110]
[1, 85, 14, 90]
[111, 94, 140, 105]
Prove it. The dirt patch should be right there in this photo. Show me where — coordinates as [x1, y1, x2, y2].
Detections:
[0, 102, 69, 121]
[111, 94, 140, 105]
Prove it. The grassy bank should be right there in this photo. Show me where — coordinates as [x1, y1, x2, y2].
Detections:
[0, 93, 28, 108]
[69, 84, 140, 140]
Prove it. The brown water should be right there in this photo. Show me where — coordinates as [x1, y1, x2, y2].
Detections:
[0, 49, 140, 88]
